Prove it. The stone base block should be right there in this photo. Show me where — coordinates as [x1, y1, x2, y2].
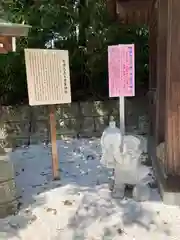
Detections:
[0, 155, 17, 218]
[0, 179, 18, 218]
[0, 200, 18, 218]
[150, 137, 180, 205]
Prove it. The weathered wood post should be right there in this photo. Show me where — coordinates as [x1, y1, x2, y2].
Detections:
[162, 0, 180, 203]
[155, 0, 168, 145]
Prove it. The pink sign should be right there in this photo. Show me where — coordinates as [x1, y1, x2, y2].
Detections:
[108, 44, 135, 97]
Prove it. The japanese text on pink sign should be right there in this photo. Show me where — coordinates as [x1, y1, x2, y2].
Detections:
[108, 44, 135, 97]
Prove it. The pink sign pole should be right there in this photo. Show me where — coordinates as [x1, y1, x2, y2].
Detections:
[108, 44, 135, 137]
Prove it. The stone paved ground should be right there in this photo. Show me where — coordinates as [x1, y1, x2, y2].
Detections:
[0, 139, 180, 240]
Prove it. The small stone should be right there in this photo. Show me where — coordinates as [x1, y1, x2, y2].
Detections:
[117, 228, 124, 235]
[24, 208, 31, 214]
[9, 223, 19, 229]
[96, 180, 100, 185]
[31, 184, 42, 188]
[64, 200, 73, 206]
[86, 155, 94, 160]
[40, 172, 48, 176]
[29, 215, 37, 224]
[46, 208, 57, 215]
[56, 183, 62, 188]
[17, 202, 23, 210]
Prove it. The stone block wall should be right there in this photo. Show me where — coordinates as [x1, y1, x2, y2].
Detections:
[0, 97, 149, 146]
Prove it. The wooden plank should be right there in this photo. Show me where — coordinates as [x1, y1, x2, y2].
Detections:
[49, 105, 60, 180]
[148, 0, 157, 27]
[116, 0, 151, 24]
[107, 0, 117, 20]
[148, 0, 157, 138]
[165, 0, 180, 175]
[119, 0, 152, 9]
[155, 0, 168, 145]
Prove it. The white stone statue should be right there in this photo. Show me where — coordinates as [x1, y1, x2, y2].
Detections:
[100, 117, 122, 169]
[100, 118, 151, 201]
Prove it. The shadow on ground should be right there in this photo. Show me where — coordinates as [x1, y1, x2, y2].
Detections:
[0, 138, 165, 240]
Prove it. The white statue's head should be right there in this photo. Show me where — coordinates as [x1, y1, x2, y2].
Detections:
[109, 116, 116, 128]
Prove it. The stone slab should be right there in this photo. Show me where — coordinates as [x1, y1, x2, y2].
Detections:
[0, 154, 17, 218]
[0, 157, 14, 182]
[149, 136, 180, 205]
[0, 178, 17, 218]
[0, 179, 17, 205]
[0, 200, 18, 218]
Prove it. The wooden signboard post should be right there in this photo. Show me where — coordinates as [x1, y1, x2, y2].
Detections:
[49, 105, 59, 180]
[108, 44, 135, 143]
[24, 49, 71, 180]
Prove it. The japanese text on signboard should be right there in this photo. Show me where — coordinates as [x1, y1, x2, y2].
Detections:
[25, 49, 71, 106]
[108, 44, 135, 97]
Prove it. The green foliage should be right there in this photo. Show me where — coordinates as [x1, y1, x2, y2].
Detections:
[0, 0, 149, 104]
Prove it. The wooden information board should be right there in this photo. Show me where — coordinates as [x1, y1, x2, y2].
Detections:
[25, 49, 72, 180]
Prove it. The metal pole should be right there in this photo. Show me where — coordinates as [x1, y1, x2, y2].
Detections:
[119, 96, 125, 134]
[119, 96, 125, 151]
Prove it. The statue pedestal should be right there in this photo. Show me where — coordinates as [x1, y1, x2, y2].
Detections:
[0, 153, 18, 218]
[0, 126, 17, 218]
